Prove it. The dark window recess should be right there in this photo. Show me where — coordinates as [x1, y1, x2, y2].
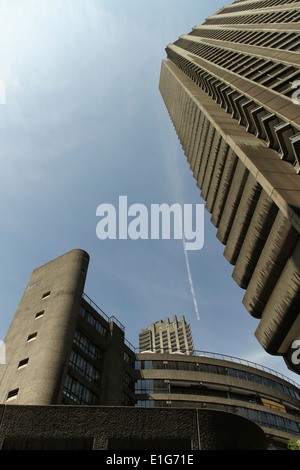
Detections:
[6, 389, 19, 400]
[17, 358, 29, 368]
[42, 291, 51, 299]
[35, 310, 44, 319]
[27, 332, 37, 342]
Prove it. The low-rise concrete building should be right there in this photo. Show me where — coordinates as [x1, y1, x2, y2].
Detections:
[135, 351, 300, 449]
[0, 249, 299, 450]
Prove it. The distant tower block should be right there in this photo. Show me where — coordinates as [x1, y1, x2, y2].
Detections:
[139, 315, 194, 355]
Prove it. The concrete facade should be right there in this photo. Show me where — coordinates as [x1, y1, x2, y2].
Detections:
[0, 249, 136, 408]
[0, 404, 267, 450]
[159, 0, 300, 374]
[0, 249, 89, 405]
[135, 352, 300, 449]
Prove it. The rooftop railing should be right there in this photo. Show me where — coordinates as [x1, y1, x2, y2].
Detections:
[134, 347, 300, 389]
[82, 293, 125, 332]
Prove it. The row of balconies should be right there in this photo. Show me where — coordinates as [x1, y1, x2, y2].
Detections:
[166, 45, 300, 172]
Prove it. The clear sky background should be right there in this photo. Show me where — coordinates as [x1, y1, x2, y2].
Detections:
[0, 0, 298, 385]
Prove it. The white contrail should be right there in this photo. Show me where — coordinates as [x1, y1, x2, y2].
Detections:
[172, 167, 201, 321]
[182, 234, 200, 321]
[157, 111, 201, 321]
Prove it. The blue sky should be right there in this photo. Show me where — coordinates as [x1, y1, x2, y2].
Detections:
[0, 0, 298, 385]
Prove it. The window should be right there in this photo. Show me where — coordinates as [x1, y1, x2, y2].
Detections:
[73, 330, 102, 361]
[63, 375, 97, 405]
[135, 379, 154, 394]
[27, 332, 37, 342]
[123, 370, 135, 390]
[17, 358, 29, 369]
[79, 306, 107, 337]
[135, 379, 169, 394]
[79, 305, 86, 317]
[42, 291, 51, 299]
[35, 310, 44, 319]
[86, 313, 107, 336]
[124, 351, 135, 368]
[136, 399, 155, 407]
[69, 350, 101, 384]
[6, 388, 19, 402]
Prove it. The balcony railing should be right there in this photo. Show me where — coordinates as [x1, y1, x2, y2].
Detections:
[82, 293, 125, 332]
[133, 346, 300, 388]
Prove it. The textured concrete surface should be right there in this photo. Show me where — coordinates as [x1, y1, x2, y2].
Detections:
[0, 404, 267, 450]
[159, 53, 300, 372]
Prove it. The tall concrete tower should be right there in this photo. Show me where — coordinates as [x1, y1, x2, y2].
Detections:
[139, 315, 194, 355]
[159, 0, 300, 374]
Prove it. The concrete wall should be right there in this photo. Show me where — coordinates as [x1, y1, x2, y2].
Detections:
[0, 404, 267, 450]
